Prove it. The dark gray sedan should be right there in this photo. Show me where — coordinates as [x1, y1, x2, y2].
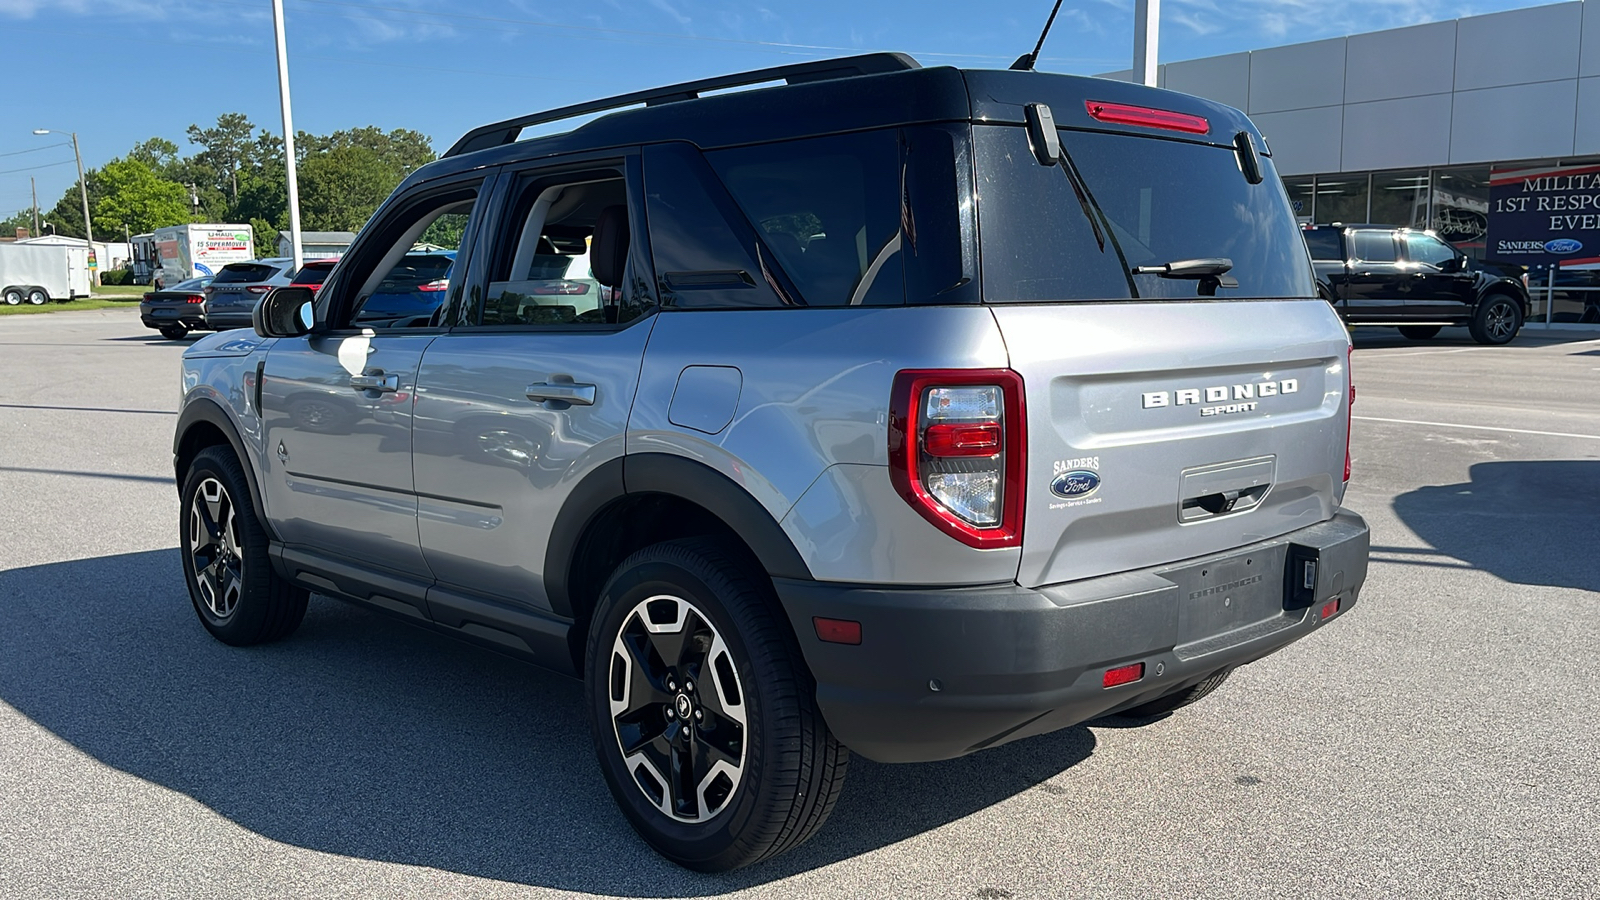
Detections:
[138, 277, 214, 340]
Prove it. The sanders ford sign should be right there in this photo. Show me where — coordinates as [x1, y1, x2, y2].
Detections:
[1487, 164, 1600, 265]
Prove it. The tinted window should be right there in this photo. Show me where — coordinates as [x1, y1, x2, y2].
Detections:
[291, 263, 335, 285]
[214, 263, 281, 283]
[1351, 231, 1398, 262]
[707, 130, 904, 307]
[1403, 233, 1457, 267]
[1303, 229, 1343, 260]
[977, 126, 1315, 301]
[644, 143, 791, 309]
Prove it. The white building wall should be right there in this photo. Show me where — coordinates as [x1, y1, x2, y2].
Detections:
[1103, 0, 1600, 176]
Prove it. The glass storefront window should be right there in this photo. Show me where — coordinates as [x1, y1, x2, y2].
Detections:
[1430, 167, 1490, 261]
[1315, 174, 1369, 225]
[1370, 170, 1430, 229]
[1283, 176, 1315, 224]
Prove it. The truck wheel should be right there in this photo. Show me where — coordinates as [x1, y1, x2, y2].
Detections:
[1469, 294, 1522, 345]
[1118, 669, 1232, 719]
[1398, 325, 1441, 341]
[179, 446, 308, 646]
[2, 288, 21, 306]
[25, 287, 49, 306]
[159, 324, 188, 340]
[584, 537, 848, 872]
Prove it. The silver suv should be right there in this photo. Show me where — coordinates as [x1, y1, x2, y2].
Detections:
[172, 54, 1369, 872]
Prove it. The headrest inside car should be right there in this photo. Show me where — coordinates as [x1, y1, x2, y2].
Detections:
[592, 205, 629, 288]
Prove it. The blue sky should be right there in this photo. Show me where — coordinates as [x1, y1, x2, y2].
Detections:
[0, 0, 1556, 220]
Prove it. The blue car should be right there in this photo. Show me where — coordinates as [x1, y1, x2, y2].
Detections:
[352, 251, 455, 326]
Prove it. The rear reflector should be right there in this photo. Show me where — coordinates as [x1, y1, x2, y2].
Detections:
[1321, 598, 1341, 621]
[813, 617, 862, 645]
[923, 422, 1002, 457]
[1103, 662, 1145, 688]
[1085, 100, 1210, 135]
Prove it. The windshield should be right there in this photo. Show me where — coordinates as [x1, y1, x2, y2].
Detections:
[976, 126, 1315, 302]
[214, 263, 282, 284]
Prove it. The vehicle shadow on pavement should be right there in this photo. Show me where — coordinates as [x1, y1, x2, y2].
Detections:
[1391, 460, 1600, 592]
[0, 550, 1096, 893]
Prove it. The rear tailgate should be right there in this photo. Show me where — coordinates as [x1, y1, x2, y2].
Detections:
[993, 300, 1349, 588]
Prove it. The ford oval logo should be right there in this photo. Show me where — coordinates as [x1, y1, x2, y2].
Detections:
[1051, 469, 1101, 498]
[1545, 238, 1583, 254]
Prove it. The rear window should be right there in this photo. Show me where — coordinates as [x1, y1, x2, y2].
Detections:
[291, 262, 336, 285]
[1302, 229, 1343, 260]
[976, 126, 1315, 301]
[214, 263, 282, 283]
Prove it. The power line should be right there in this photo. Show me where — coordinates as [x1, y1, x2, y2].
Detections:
[0, 159, 76, 177]
[0, 142, 71, 159]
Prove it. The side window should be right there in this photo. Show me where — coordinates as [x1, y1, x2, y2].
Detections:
[475, 167, 651, 327]
[1351, 231, 1398, 263]
[708, 131, 905, 307]
[1404, 233, 1457, 267]
[1303, 229, 1343, 261]
[643, 143, 791, 309]
[338, 185, 479, 330]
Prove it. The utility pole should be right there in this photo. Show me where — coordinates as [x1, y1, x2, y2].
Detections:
[1133, 0, 1160, 87]
[32, 128, 97, 284]
[272, 0, 304, 271]
[31, 177, 39, 238]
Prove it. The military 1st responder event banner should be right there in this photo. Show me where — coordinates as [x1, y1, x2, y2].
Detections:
[1487, 163, 1600, 266]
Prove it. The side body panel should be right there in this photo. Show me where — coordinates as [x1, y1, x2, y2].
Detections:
[630, 305, 1022, 585]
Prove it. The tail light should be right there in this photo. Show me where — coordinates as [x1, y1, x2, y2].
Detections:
[1344, 345, 1354, 482]
[1085, 100, 1210, 135]
[889, 369, 1025, 549]
[418, 279, 449, 293]
[247, 285, 272, 294]
[185, 294, 204, 304]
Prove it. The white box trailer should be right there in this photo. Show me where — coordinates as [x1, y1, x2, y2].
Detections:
[0, 243, 91, 305]
[152, 224, 254, 287]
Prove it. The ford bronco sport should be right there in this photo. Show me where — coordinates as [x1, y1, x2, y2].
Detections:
[172, 53, 1370, 871]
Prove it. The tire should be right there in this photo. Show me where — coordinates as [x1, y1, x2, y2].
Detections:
[1118, 669, 1233, 719]
[2, 288, 20, 306]
[25, 287, 48, 306]
[1469, 294, 1522, 345]
[584, 537, 848, 872]
[158, 324, 188, 340]
[1398, 325, 1442, 341]
[179, 446, 308, 646]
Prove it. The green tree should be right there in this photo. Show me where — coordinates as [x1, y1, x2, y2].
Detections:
[91, 158, 191, 236]
[43, 172, 101, 239]
[186, 113, 256, 204]
[128, 137, 181, 174]
[298, 126, 435, 176]
[0, 209, 34, 238]
[297, 146, 402, 232]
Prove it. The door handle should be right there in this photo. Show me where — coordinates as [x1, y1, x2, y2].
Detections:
[350, 373, 399, 392]
[526, 381, 596, 406]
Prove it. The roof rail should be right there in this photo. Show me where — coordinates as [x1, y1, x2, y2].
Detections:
[442, 52, 921, 158]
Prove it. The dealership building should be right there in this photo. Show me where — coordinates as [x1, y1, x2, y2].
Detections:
[1103, 0, 1600, 326]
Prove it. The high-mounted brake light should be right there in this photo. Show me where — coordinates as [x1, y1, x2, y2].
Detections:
[1085, 100, 1209, 135]
[889, 369, 1026, 549]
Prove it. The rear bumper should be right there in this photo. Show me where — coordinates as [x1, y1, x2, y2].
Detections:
[203, 311, 255, 329]
[777, 509, 1369, 763]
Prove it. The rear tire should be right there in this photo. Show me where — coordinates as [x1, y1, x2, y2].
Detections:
[584, 537, 848, 872]
[158, 324, 188, 340]
[2, 288, 21, 306]
[1398, 325, 1441, 340]
[1118, 669, 1232, 719]
[179, 446, 308, 646]
[1469, 294, 1522, 345]
[25, 287, 48, 306]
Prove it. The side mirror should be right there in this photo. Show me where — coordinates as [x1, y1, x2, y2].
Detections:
[1440, 256, 1465, 273]
[254, 286, 315, 338]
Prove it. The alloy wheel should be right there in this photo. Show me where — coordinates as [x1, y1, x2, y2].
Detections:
[1485, 300, 1517, 340]
[609, 594, 748, 824]
[188, 477, 244, 619]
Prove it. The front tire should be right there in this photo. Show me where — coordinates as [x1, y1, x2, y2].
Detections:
[584, 538, 848, 872]
[179, 446, 308, 646]
[1470, 294, 1522, 345]
[158, 324, 188, 340]
[1398, 325, 1441, 341]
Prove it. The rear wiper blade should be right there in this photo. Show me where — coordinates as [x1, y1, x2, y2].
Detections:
[1131, 257, 1238, 295]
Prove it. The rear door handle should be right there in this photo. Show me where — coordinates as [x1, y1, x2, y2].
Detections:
[350, 373, 399, 392]
[526, 382, 596, 406]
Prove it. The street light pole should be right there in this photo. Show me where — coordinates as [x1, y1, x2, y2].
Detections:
[33, 127, 97, 285]
[272, 0, 304, 271]
[1133, 0, 1160, 87]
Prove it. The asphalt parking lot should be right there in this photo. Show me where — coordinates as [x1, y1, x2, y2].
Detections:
[1, 309, 1596, 899]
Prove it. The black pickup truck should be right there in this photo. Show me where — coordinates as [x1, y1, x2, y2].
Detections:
[1303, 225, 1530, 344]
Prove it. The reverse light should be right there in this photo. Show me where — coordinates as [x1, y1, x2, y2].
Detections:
[889, 369, 1026, 549]
[1085, 100, 1209, 135]
[1103, 662, 1145, 688]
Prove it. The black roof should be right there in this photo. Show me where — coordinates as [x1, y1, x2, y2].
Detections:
[400, 53, 1267, 190]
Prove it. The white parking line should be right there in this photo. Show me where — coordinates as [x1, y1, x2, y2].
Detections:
[1353, 415, 1600, 441]
[1365, 347, 1482, 358]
